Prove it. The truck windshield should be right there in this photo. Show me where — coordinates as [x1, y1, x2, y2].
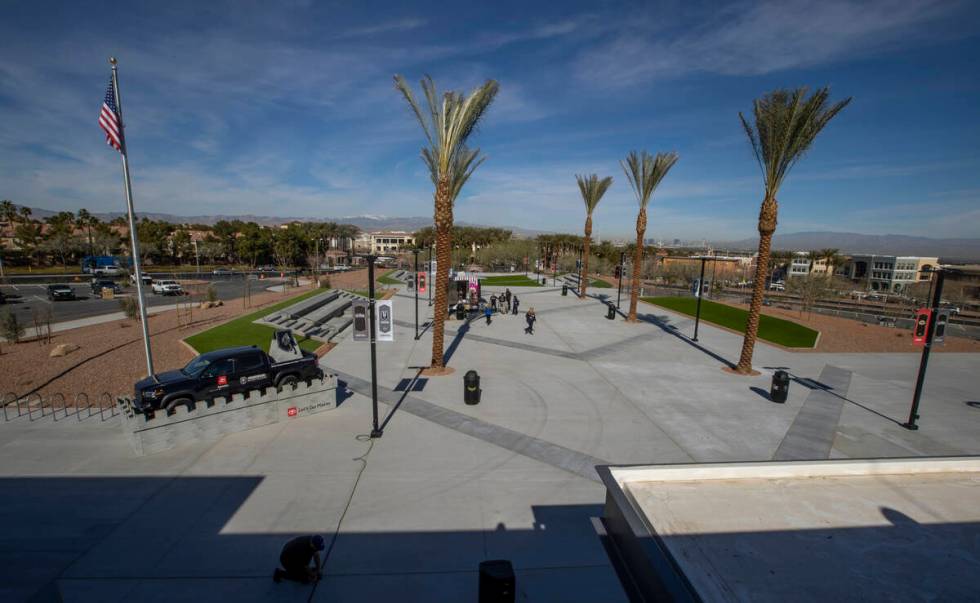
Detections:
[181, 356, 212, 377]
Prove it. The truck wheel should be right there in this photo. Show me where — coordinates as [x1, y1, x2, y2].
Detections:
[277, 375, 298, 390]
[165, 397, 194, 412]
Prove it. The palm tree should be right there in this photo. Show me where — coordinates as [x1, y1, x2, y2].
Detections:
[0, 200, 16, 226]
[817, 248, 840, 278]
[621, 150, 679, 322]
[733, 87, 850, 375]
[77, 208, 95, 256]
[575, 174, 613, 299]
[395, 74, 499, 370]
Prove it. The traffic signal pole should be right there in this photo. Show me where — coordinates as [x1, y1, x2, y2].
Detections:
[903, 268, 945, 430]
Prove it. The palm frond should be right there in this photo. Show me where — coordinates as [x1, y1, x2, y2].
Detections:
[620, 150, 679, 209]
[575, 173, 613, 214]
[741, 86, 851, 196]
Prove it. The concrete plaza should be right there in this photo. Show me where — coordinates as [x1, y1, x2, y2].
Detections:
[1, 280, 978, 601]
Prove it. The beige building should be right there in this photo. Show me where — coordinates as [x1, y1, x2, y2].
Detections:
[353, 231, 416, 254]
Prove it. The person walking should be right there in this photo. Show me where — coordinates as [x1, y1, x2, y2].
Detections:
[512, 295, 520, 315]
[485, 304, 493, 326]
[524, 307, 536, 335]
[490, 294, 498, 313]
[505, 289, 512, 307]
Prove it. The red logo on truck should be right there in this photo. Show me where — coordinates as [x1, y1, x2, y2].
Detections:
[287, 407, 298, 417]
[217, 375, 228, 386]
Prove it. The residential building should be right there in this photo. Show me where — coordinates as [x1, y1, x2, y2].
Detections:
[787, 251, 812, 278]
[840, 254, 938, 293]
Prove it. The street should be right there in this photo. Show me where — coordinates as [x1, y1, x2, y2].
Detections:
[0, 277, 287, 326]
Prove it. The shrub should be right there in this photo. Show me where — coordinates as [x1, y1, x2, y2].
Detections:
[1, 309, 25, 342]
[319, 276, 331, 289]
[206, 284, 218, 303]
[118, 296, 140, 321]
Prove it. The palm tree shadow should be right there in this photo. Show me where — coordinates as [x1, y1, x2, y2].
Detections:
[442, 318, 471, 366]
[634, 311, 736, 369]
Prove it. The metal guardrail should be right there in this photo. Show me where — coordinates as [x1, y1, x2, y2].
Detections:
[1, 391, 120, 423]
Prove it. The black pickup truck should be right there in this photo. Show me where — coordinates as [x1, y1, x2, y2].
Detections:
[132, 341, 322, 412]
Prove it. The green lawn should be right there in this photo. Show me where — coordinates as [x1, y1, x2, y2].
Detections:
[641, 296, 819, 348]
[184, 288, 325, 354]
[376, 269, 401, 285]
[589, 278, 613, 288]
[480, 275, 543, 287]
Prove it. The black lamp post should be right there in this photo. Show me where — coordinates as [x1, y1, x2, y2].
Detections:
[616, 252, 625, 309]
[364, 254, 382, 439]
[904, 267, 946, 430]
[413, 248, 420, 340]
[693, 256, 707, 342]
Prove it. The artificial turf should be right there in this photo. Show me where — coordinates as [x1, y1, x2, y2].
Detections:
[588, 278, 613, 288]
[184, 288, 326, 354]
[641, 296, 819, 348]
[376, 269, 402, 285]
[479, 275, 544, 287]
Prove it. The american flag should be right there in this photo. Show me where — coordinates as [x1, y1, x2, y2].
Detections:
[99, 78, 122, 152]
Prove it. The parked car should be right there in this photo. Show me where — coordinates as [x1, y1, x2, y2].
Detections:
[256, 265, 277, 273]
[151, 280, 183, 295]
[93, 265, 123, 276]
[47, 284, 75, 301]
[130, 273, 153, 286]
[212, 268, 233, 275]
[90, 279, 122, 295]
[131, 340, 322, 412]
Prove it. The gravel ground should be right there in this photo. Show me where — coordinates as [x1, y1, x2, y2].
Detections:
[0, 282, 326, 402]
[725, 300, 980, 353]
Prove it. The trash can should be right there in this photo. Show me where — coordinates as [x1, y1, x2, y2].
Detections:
[541, 278, 546, 285]
[479, 559, 515, 603]
[607, 303, 616, 320]
[562, 284, 568, 296]
[456, 305, 466, 320]
[770, 370, 789, 403]
[464, 370, 481, 405]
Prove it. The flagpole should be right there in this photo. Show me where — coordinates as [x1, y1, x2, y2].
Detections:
[110, 56, 156, 381]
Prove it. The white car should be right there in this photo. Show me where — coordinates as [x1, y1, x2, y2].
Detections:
[93, 265, 122, 276]
[130, 273, 153, 286]
[151, 280, 183, 295]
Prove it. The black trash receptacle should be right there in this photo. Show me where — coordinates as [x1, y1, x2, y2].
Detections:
[770, 370, 790, 403]
[562, 284, 568, 296]
[479, 559, 515, 603]
[464, 370, 481, 405]
[607, 303, 616, 320]
[541, 277, 546, 285]
[456, 304, 466, 320]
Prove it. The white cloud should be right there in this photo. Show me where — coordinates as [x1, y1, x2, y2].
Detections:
[575, 0, 959, 87]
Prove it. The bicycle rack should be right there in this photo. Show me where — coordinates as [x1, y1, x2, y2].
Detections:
[50, 393, 66, 422]
[26, 393, 42, 422]
[74, 393, 89, 422]
[2, 392, 16, 422]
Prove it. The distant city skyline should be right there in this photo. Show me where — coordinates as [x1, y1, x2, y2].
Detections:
[2, 1, 979, 240]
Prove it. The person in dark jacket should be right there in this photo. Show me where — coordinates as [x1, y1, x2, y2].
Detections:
[511, 295, 520, 315]
[490, 294, 498, 312]
[484, 304, 493, 325]
[524, 307, 536, 334]
[273, 534, 325, 584]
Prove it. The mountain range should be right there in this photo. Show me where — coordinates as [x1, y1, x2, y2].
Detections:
[714, 231, 980, 262]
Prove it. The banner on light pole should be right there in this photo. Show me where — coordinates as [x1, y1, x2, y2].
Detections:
[376, 299, 394, 342]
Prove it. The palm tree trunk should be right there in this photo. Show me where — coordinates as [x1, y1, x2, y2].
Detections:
[580, 215, 592, 299]
[430, 177, 452, 368]
[627, 208, 646, 322]
[734, 196, 778, 374]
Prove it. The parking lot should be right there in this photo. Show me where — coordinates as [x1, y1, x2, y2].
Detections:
[0, 276, 286, 326]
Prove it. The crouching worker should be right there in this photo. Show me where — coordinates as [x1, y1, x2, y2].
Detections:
[273, 534, 325, 584]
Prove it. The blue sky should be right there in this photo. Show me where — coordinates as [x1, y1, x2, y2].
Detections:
[1, 0, 979, 239]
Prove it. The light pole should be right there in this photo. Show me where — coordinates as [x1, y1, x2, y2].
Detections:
[693, 256, 707, 342]
[904, 267, 946, 430]
[413, 248, 420, 340]
[192, 240, 200, 274]
[616, 252, 625, 309]
[364, 254, 383, 439]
